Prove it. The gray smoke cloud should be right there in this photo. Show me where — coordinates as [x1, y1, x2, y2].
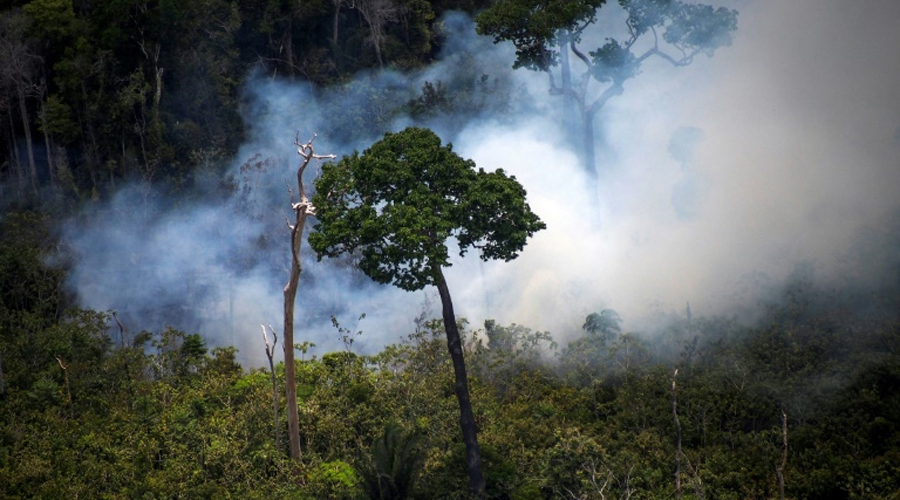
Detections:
[62, 0, 900, 365]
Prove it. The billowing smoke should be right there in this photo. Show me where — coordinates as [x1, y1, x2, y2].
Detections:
[62, 0, 900, 365]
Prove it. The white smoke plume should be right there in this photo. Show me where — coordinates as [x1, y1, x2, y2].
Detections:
[62, 0, 900, 365]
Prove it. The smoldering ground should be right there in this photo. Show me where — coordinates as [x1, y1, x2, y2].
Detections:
[62, 1, 900, 365]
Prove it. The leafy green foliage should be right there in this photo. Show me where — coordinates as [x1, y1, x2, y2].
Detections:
[359, 422, 424, 500]
[475, 0, 606, 71]
[1, 0, 497, 202]
[0, 288, 899, 498]
[308, 460, 364, 500]
[478, 0, 737, 74]
[310, 127, 545, 291]
[582, 309, 621, 340]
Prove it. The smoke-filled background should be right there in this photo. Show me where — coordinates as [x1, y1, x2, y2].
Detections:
[62, 0, 900, 365]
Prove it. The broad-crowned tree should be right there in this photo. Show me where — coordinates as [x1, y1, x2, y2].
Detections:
[309, 126, 545, 498]
[477, 0, 737, 190]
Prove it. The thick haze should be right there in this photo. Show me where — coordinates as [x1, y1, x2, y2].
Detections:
[63, 0, 900, 364]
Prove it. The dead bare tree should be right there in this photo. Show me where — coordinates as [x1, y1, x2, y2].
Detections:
[283, 133, 334, 462]
[261, 324, 280, 451]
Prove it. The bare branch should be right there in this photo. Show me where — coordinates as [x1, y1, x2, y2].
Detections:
[266, 324, 278, 350]
[113, 311, 127, 349]
[570, 41, 591, 69]
[261, 323, 280, 450]
[586, 82, 624, 117]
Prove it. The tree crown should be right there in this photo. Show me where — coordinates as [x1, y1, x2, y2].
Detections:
[477, 0, 738, 75]
[309, 127, 546, 291]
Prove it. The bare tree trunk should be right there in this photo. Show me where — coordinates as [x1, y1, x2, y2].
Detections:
[283, 203, 306, 462]
[582, 106, 597, 186]
[558, 31, 577, 139]
[15, 82, 37, 194]
[154, 66, 163, 114]
[433, 265, 486, 499]
[37, 81, 53, 188]
[332, 0, 341, 47]
[330, 1, 343, 72]
[5, 107, 23, 200]
[283, 135, 334, 462]
[262, 324, 281, 451]
[353, 0, 395, 69]
[580, 82, 623, 206]
[41, 121, 53, 189]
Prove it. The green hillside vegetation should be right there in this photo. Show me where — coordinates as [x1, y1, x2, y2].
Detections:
[2, 212, 900, 499]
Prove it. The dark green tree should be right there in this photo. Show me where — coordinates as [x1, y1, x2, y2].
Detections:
[309, 126, 546, 498]
[477, 0, 737, 188]
[583, 308, 621, 341]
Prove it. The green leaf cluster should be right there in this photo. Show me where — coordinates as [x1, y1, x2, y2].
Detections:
[475, 0, 606, 71]
[310, 127, 545, 291]
[1, 266, 900, 499]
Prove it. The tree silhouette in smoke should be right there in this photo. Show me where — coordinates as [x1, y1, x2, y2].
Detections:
[477, 0, 737, 191]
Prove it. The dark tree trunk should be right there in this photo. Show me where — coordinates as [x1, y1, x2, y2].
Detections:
[433, 265, 486, 499]
[6, 108, 23, 199]
[582, 107, 597, 183]
[558, 31, 578, 140]
[285, 16, 294, 79]
[581, 82, 623, 206]
[38, 104, 54, 189]
[331, 0, 345, 73]
[16, 83, 37, 194]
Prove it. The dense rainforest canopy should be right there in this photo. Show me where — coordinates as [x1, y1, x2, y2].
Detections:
[0, 0, 495, 203]
[3, 209, 900, 498]
[3, 0, 900, 499]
